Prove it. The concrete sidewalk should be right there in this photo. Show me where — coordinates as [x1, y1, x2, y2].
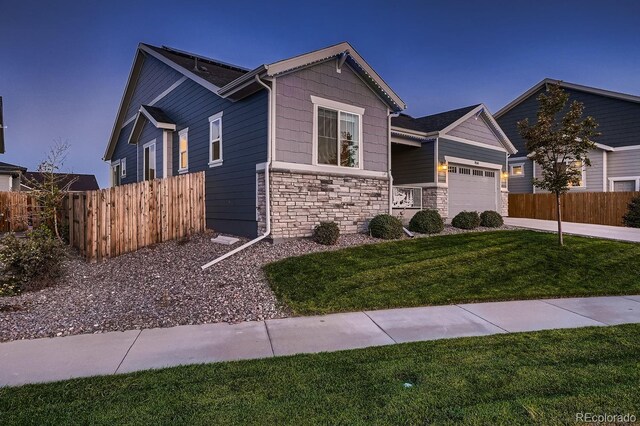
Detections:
[1, 295, 639, 387]
[504, 217, 640, 243]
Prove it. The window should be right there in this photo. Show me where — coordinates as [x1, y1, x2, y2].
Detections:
[472, 169, 484, 177]
[448, 166, 457, 174]
[510, 163, 524, 177]
[179, 128, 189, 172]
[315, 102, 361, 168]
[209, 112, 223, 167]
[558, 159, 585, 187]
[143, 141, 156, 181]
[485, 170, 495, 178]
[121, 158, 126, 178]
[459, 167, 471, 175]
[111, 162, 121, 186]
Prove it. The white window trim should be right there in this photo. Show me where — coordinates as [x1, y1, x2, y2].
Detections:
[178, 128, 189, 173]
[120, 158, 126, 177]
[509, 162, 524, 178]
[208, 111, 223, 167]
[443, 155, 502, 170]
[111, 160, 122, 187]
[311, 96, 364, 169]
[143, 139, 157, 181]
[608, 176, 640, 192]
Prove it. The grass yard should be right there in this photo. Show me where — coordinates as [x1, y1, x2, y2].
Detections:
[265, 230, 640, 315]
[1, 324, 638, 425]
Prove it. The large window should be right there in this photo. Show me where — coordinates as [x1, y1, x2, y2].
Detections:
[143, 141, 156, 181]
[179, 128, 189, 172]
[510, 163, 524, 177]
[209, 112, 223, 167]
[559, 159, 585, 187]
[316, 105, 361, 168]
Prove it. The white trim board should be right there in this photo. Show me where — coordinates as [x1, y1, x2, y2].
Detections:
[444, 156, 503, 170]
[271, 161, 388, 179]
[440, 134, 508, 153]
[608, 176, 640, 192]
[121, 76, 187, 128]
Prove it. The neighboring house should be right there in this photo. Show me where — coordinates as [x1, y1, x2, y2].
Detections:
[104, 42, 406, 238]
[0, 162, 26, 191]
[20, 172, 100, 192]
[496, 79, 640, 193]
[390, 104, 516, 220]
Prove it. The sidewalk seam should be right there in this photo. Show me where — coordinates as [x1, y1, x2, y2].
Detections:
[621, 296, 640, 305]
[455, 305, 510, 333]
[540, 300, 609, 325]
[362, 311, 397, 344]
[114, 330, 142, 374]
[263, 321, 275, 357]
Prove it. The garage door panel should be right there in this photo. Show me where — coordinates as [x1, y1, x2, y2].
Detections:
[448, 165, 498, 217]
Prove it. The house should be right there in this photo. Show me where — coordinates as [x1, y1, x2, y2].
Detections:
[103, 42, 513, 239]
[20, 172, 100, 192]
[496, 79, 640, 193]
[390, 104, 516, 221]
[0, 162, 26, 191]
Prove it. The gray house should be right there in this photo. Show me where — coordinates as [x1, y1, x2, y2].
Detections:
[104, 42, 405, 238]
[390, 104, 516, 220]
[496, 79, 640, 193]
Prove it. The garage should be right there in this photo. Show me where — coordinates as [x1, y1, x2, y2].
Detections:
[448, 164, 499, 217]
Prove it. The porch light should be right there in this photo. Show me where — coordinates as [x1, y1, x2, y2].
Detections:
[438, 162, 448, 171]
[501, 171, 509, 179]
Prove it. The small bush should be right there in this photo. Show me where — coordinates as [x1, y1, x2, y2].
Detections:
[368, 214, 404, 240]
[313, 221, 340, 245]
[409, 210, 444, 234]
[451, 211, 481, 230]
[480, 210, 504, 228]
[0, 227, 65, 296]
[623, 196, 640, 228]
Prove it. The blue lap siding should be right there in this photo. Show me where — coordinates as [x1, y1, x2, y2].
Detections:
[391, 142, 435, 184]
[109, 61, 268, 237]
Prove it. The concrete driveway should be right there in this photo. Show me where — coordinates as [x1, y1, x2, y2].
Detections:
[504, 218, 640, 243]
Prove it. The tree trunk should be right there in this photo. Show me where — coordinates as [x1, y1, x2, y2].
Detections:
[555, 192, 563, 246]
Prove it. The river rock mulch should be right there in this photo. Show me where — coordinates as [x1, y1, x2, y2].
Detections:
[0, 225, 514, 342]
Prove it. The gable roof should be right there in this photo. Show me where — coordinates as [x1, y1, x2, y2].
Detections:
[392, 105, 480, 134]
[0, 161, 26, 174]
[0, 97, 5, 154]
[495, 78, 640, 118]
[21, 172, 99, 192]
[127, 105, 176, 145]
[392, 104, 517, 154]
[105, 42, 406, 161]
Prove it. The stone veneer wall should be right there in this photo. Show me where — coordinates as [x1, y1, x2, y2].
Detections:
[268, 169, 389, 239]
[422, 187, 449, 218]
[256, 171, 267, 234]
[501, 191, 509, 216]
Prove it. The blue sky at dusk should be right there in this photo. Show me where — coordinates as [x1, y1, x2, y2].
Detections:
[1, 0, 638, 187]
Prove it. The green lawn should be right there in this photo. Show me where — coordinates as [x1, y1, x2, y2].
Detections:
[1, 324, 638, 425]
[264, 230, 640, 315]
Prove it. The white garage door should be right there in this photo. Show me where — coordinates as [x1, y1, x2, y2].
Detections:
[448, 164, 498, 217]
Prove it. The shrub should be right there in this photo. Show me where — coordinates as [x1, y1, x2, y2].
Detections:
[480, 210, 504, 228]
[0, 227, 65, 296]
[313, 221, 340, 245]
[368, 214, 404, 239]
[409, 210, 444, 234]
[451, 211, 481, 230]
[623, 196, 640, 228]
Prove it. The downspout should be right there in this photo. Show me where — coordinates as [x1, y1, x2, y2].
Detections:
[388, 110, 400, 214]
[201, 74, 273, 270]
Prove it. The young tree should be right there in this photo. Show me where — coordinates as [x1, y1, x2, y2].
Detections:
[25, 141, 77, 242]
[518, 84, 600, 245]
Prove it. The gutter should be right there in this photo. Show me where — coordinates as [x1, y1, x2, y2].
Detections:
[201, 74, 273, 270]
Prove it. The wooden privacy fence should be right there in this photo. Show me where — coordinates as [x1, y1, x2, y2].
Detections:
[509, 191, 639, 227]
[69, 172, 206, 262]
[0, 192, 41, 232]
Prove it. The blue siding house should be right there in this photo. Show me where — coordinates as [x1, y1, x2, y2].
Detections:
[496, 79, 640, 194]
[104, 42, 406, 239]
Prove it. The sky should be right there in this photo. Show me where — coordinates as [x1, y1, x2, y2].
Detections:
[1, 0, 639, 187]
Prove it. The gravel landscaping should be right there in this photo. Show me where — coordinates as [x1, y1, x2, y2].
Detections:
[0, 225, 514, 342]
